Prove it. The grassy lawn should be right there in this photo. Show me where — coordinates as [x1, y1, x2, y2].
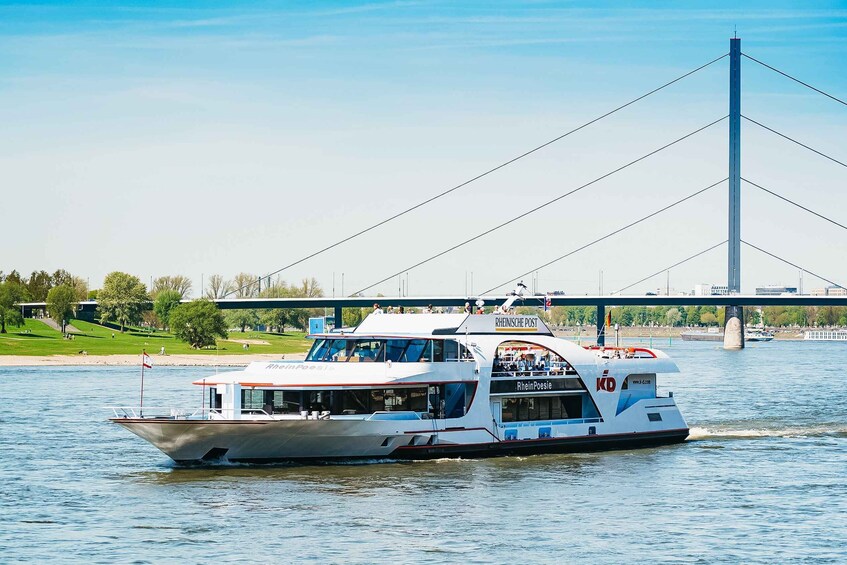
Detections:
[0, 318, 311, 356]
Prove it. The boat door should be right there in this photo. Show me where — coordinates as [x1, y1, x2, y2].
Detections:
[491, 401, 502, 424]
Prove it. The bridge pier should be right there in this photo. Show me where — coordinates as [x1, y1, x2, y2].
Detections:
[596, 304, 605, 347]
[334, 306, 343, 330]
[723, 305, 745, 349]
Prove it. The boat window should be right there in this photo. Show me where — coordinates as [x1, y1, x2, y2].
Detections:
[306, 338, 472, 363]
[325, 339, 348, 362]
[384, 339, 408, 362]
[271, 391, 301, 414]
[501, 395, 584, 422]
[241, 389, 268, 411]
[351, 340, 383, 362]
[431, 340, 444, 362]
[307, 391, 331, 412]
[339, 390, 371, 414]
[306, 339, 330, 361]
[403, 339, 428, 362]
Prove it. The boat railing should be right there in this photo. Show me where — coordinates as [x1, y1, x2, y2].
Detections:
[491, 368, 578, 378]
[109, 406, 211, 419]
[366, 411, 422, 421]
[582, 346, 657, 359]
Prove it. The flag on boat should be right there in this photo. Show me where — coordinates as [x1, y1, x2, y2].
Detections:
[142, 351, 152, 369]
[544, 295, 551, 311]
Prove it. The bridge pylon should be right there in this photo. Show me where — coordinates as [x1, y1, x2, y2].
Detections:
[724, 35, 745, 350]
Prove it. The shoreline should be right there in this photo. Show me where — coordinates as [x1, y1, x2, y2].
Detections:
[0, 353, 308, 367]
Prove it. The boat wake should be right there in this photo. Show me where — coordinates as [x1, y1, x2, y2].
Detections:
[688, 423, 847, 440]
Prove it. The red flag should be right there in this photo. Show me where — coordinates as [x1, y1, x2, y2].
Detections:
[142, 352, 152, 369]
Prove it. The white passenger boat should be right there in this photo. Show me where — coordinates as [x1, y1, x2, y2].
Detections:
[112, 303, 689, 463]
[804, 329, 847, 341]
[746, 329, 774, 342]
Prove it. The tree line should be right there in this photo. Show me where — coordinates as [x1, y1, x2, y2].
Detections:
[0, 269, 89, 333]
[539, 304, 847, 328]
[0, 269, 327, 347]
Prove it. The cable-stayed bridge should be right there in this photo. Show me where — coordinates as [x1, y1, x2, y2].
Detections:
[23, 38, 847, 347]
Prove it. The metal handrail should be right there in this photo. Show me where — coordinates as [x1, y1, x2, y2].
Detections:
[491, 368, 578, 378]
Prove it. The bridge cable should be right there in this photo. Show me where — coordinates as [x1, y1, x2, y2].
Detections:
[613, 240, 728, 295]
[742, 178, 847, 232]
[224, 54, 730, 298]
[353, 117, 728, 295]
[742, 116, 847, 169]
[478, 178, 728, 295]
[741, 240, 845, 290]
[742, 53, 847, 108]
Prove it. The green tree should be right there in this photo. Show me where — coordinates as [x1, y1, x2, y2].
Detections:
[342, 307, 366, 327]
[97, 272, 149, 332]
[151, 275, 192, 299]
[226, 309, 259, 332]
[0, 281, 27, 333]
[50, 269, 74, 288]
[261, 308, 290, 333]
[5, 270, 23, 285]
[153, 289, 183, 330]
[232, 272, 259, 298]
[71, 276, 89, 301]
[169, 300, 228, 349]
[665, 308, 681, 326]
[685, 306, 700, 326]
[26, 270, 53, 302]
[700, 311, 718, 326]
[205, 274, 234, 299]
[46, 284, 77, 333]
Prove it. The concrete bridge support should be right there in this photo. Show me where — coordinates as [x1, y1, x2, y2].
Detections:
[723, 305, 745, 349]
[596, 304, 606, 347]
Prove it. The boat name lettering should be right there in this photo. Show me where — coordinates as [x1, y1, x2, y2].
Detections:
[265, 363, 328, 371]
[490, 378, 582, 394]
[494, 316, 538, 329]
[516, 380, 553, 392]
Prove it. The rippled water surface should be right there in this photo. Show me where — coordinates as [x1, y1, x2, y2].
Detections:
[1, 341, 846, 563]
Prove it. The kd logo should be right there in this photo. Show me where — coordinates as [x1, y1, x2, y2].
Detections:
[596, 377, 617, 392]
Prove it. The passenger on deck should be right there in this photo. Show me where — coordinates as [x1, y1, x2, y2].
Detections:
[373, 303, 383, 314]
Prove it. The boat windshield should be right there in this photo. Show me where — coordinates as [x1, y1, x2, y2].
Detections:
[306, 338, 473, 362]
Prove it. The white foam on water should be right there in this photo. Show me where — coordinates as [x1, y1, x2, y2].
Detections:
[689, 424, 847, 440]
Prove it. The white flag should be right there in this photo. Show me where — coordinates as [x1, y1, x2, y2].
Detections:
[142, 352, 152, 369]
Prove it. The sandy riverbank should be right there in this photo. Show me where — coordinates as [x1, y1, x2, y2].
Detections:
[0, 353, 308, 367]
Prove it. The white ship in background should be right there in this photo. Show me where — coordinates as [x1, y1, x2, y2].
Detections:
[804, 329, 847, 341]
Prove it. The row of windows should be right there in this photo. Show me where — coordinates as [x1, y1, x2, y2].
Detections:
[230, 384, 477, 418]
[307, 338, 473, 363]
[500, 395, 584, 422]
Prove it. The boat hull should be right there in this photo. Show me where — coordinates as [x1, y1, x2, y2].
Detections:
[680, 331, 723, 342]
[112, 418, 688, 464]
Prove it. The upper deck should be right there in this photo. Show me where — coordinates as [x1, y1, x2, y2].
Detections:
[193, 313, 679, 387]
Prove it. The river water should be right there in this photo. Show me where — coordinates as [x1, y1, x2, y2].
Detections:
[1, 341, 845, 563]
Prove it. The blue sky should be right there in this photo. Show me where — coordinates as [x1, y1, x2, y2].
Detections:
[2, 1, 846, 296]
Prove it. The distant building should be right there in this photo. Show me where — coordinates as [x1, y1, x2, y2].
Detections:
[693, 284, 730, 296]
[755, 285, 798, 296]
[811, 286, 847, 296]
